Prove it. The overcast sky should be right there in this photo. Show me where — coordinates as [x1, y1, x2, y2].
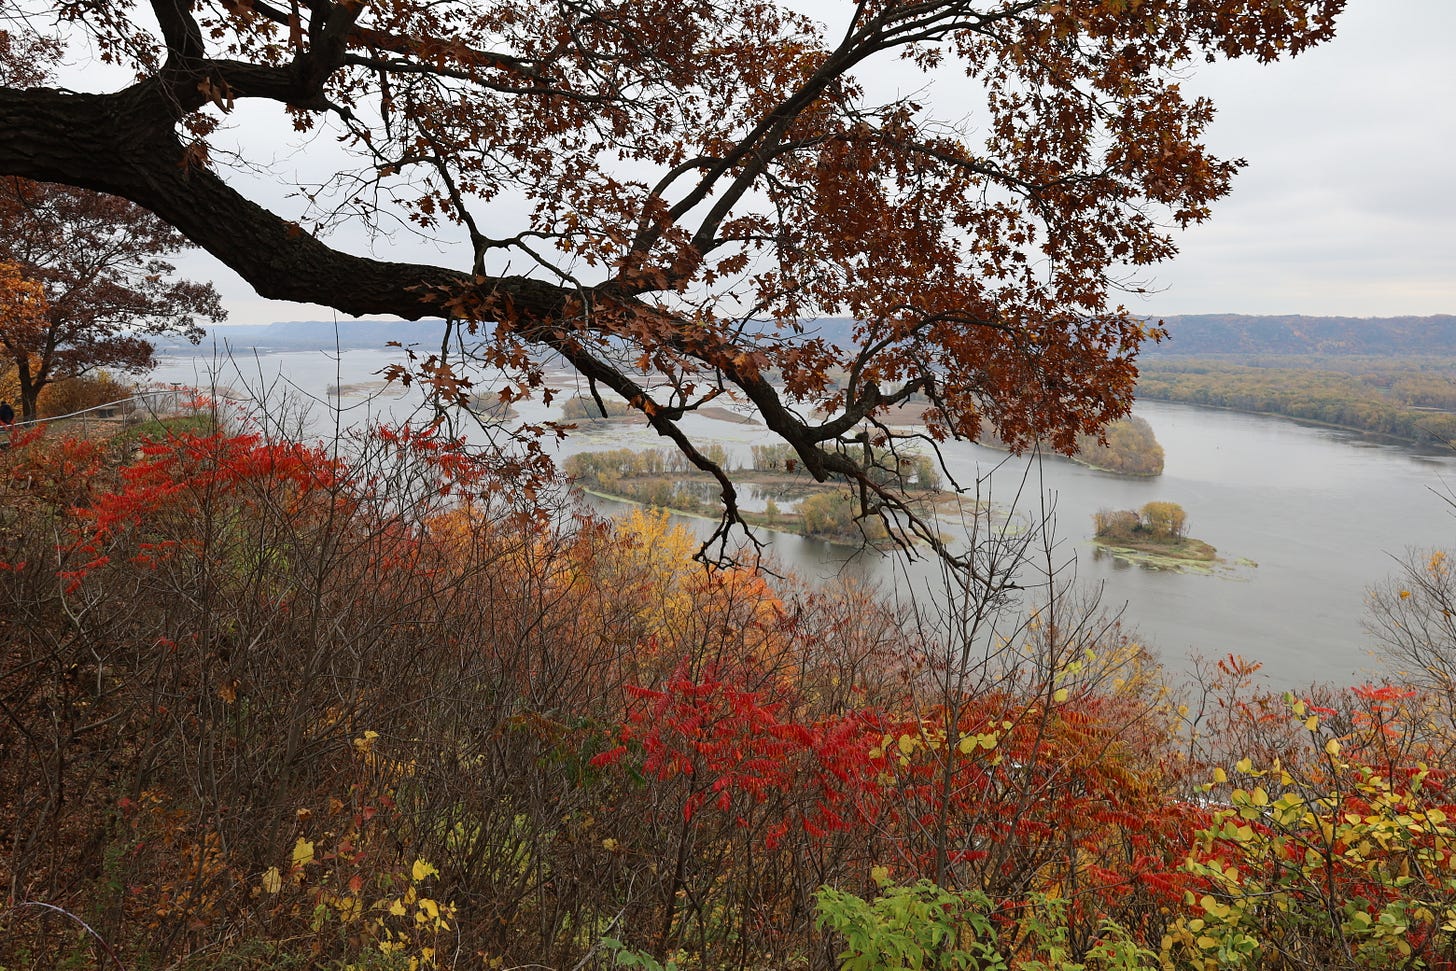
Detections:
[173, 0, 1453, 326]
[1141, 0, 1456, 319]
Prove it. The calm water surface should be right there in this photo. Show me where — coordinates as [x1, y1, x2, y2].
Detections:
[152, 348, 1456, 688]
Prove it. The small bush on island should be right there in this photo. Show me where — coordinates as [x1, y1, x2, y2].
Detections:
[866, 449, 942, 491]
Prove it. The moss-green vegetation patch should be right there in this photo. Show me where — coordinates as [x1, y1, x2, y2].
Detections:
[1091, 541, 1221, 574]
[117, 412, 216, 445]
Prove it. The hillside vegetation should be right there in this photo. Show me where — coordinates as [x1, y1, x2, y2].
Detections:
[6, 424, 1456, 968]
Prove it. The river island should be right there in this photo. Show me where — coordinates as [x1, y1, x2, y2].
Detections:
[1091, 502, 1227, 573]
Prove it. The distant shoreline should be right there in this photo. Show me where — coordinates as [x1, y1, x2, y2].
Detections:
[1135, 393, 1439, 448]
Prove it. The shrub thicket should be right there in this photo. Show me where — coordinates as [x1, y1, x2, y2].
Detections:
[4, 425, 1456, 970]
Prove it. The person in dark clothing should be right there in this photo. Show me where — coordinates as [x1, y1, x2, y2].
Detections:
[0, 400, 13, 426]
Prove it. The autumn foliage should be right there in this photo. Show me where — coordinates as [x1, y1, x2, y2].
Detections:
[0, 179, 224, 419]
[0, 0, 1345, 551]
[3, 418, 1455, 969]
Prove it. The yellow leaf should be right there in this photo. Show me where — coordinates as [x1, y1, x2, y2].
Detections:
[411, 859, 438, 882]
[261, 866, 282, 894]
[1053, 687, 1069, 704]
[1326, 738, 1342, 757]
[870, 865, 890, 885]
[1212, 767, 1228, 783]
[1236, 757, 1253, 774]
[336, 896, 362, 923]
[389, 899, 407, 917]
[1305, 715, 1319, 731]
[979, 733, 997, 751]
[897, 734, 916, 757]
[1291, 699, 1306, 716]
[292, 838, 315, 867]
[958, 735, 975, 755]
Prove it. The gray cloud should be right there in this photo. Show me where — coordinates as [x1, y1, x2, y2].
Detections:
[1143, 0, 1455, 315]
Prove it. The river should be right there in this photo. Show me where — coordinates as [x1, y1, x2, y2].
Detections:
[150, 347, 1456, 689]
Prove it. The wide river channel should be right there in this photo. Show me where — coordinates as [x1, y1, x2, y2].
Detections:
[152, 347, 1456, 689]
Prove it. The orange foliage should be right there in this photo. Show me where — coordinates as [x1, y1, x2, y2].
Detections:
[17, 424, 1456, 968]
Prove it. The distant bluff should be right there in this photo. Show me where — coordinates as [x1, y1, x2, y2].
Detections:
[1144, 314, 1456, 356]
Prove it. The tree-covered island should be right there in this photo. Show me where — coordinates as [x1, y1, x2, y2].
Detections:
[970, 415, 1165, 476]
[1073, 415, 1164, 476]
[1092, 502, 1222, 572]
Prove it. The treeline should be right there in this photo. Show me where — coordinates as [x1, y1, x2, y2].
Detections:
[1138, 358, 1456, 444]
[0, 366, 136, 420]
[12, 425, 1456, 968]
[563, 446, 729, 513]
[565, 444, 940, 519]
[698, 314, 1456, 360]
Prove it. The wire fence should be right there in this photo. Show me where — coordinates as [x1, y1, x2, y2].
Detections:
[3, 384, 225, 440]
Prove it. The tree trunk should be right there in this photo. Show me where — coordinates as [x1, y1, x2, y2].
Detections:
[16, 367, 40, 420]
